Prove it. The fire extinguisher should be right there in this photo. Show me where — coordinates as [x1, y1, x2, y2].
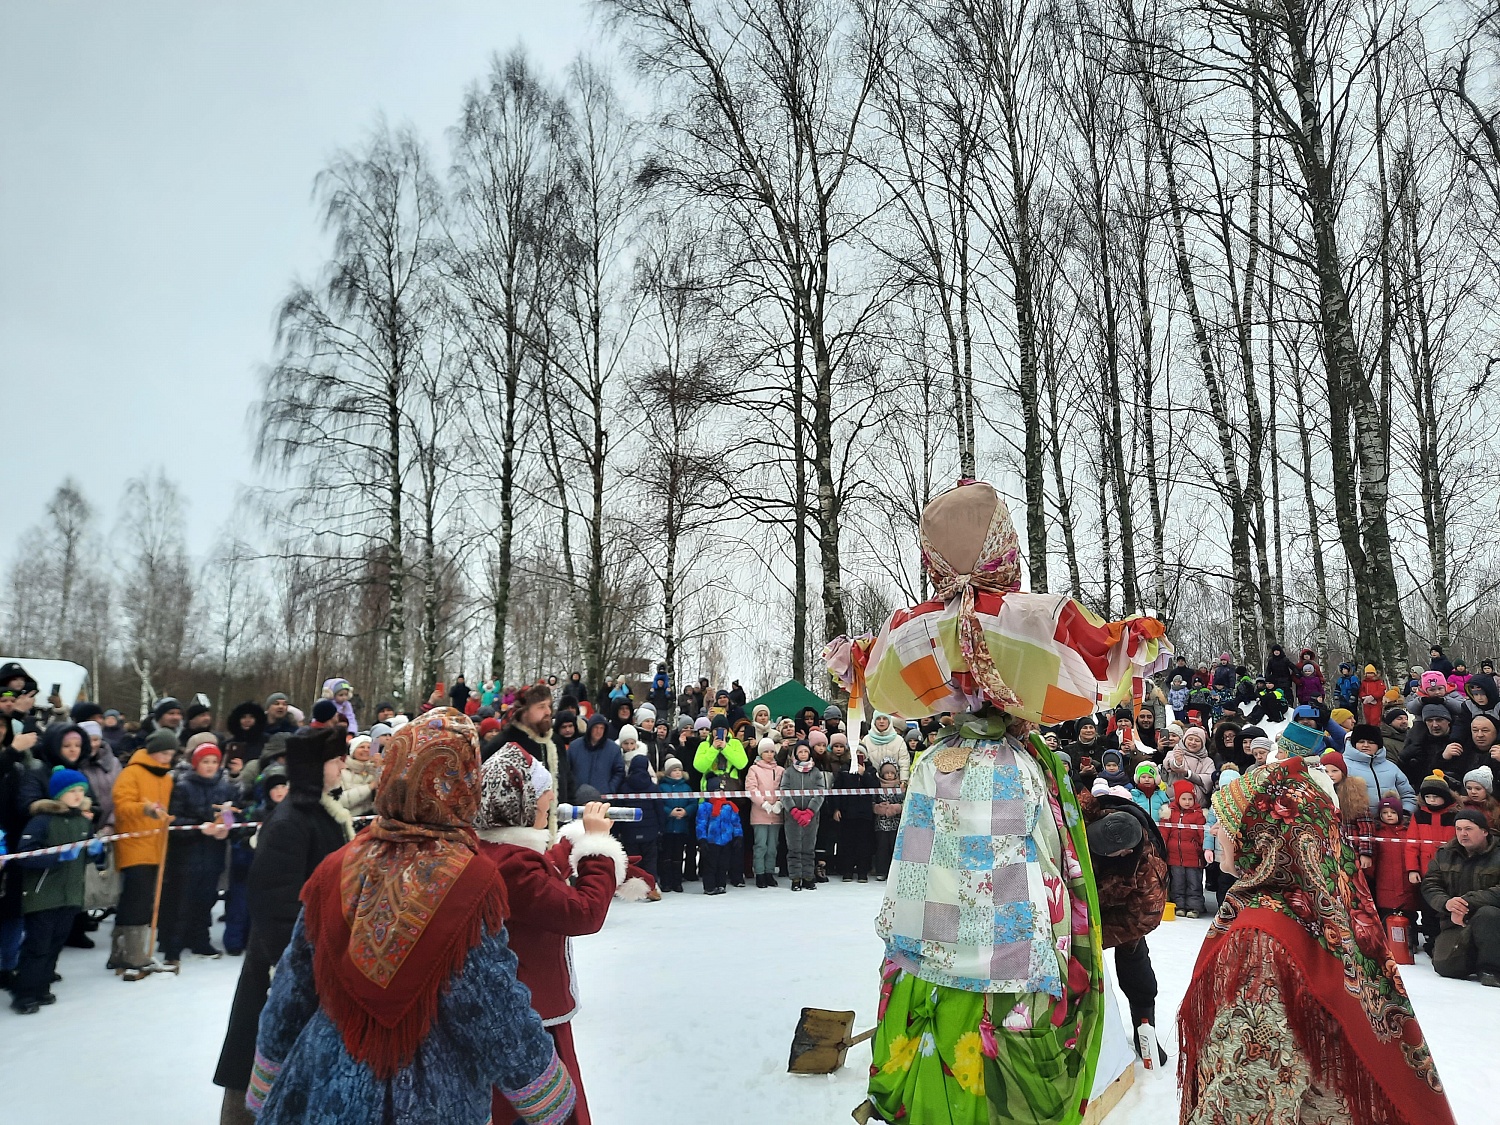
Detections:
[1386, 911, 1414, 965]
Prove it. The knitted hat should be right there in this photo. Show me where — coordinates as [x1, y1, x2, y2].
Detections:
[48, 768, 88, 799]
[618, 724, 639, 746]
[145, 728, 179, 754]
[151, 697, 182, 720]
[677, 715, 693, 732]
[1086, 810, 1143, 855]
[264, 692, 289, 708]
[710, 714, 729, 731]
[1361, 664, 1375, 676]
[634, 703, 657, 726]
[474, 742, 536, 831]
[186, 732, 219, 752]
[1464, 766, 1494, 795]
[78, 720, 102, 739]
[662, 756, 684, 775]
[368, 722, 393, 741]
[1454, 807, 1490, 831]
[1133, 762, 1159, 784]
[1101, 748, 1124, 769]
[1249, 735, 1274, 755]
[1091, 777, 1109, 795]
[311, 699, 339, 723]
[1419, 670, 1448, 695]
[1172, 779, 1196, 800]
[808, 729, 829, 749]
[1329, 708, 1353, 726]
[1350, 723, 1382, 747]
[1320, 750, 1347, 776]
[1377, 794, 1403, 817]
[190, 743, 222, 769]
[824, 704, 844, 721]
[262, 764, 290, 793]
[1382, 706, 1407, 725]
[693, 716, 711, 732]
[1420, 704, 1450, 723]
[477, 717, 502, 739]
[1217, 765, 1242, 790]
[757, 737, 776, 757]
[1419, 771, 1455, 800]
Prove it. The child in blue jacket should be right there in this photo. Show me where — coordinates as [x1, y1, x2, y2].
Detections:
[695, 776, 742, 896]
[657, 758, 696, 893]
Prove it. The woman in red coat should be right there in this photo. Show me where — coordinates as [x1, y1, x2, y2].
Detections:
[476, 742, 624, 1125]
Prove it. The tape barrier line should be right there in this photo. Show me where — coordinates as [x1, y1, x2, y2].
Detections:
[594, 788, 907, 801]
[0, 813, 380, 865]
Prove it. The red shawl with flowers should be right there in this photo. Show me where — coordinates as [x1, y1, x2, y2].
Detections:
[300, 708, 507, 1079]
[1180, 758, 1454, 1125]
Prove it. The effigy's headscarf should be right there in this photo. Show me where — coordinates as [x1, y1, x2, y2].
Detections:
[919, 480, 1025, 710]
[825, 481, 1170, 725]
[1182, 758, 1453, 1125]
[299, 708, 508, 1079]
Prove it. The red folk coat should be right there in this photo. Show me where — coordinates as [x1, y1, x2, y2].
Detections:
[476, 822, 622, 1025]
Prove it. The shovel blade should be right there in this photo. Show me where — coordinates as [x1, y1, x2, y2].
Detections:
[788, 1007, 858, 1074]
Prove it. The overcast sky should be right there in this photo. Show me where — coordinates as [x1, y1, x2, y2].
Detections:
[2, 1, 600, 550]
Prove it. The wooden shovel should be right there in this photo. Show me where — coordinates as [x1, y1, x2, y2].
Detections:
[788, 1007, 876, 1074]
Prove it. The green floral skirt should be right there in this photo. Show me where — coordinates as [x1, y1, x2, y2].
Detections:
[868, 964, 1087, 1125]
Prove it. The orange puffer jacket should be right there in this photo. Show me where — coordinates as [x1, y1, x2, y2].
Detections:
[111, 750, 174, 868]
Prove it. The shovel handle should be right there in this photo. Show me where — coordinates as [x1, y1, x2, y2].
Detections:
[846, 1027, 876, 1049]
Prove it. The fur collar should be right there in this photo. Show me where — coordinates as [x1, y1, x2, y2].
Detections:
[477, 825, 550, 851]
[29, 795, 93, 817]
[320, 792, 356, 840]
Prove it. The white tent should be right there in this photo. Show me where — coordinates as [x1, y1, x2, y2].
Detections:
[0, 657, 90, 708]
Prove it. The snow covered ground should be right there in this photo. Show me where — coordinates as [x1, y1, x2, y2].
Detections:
[5, 882, 1497, 1123]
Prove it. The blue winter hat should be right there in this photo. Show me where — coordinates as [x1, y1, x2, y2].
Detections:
[49, 768, 88, 799]
[1276, 721, 1324, 758]
[1293, 705, 1319, 720]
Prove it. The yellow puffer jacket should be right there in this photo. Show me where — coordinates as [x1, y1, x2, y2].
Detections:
[111, 750, 175, 869]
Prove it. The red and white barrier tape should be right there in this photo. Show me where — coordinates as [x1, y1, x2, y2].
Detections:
[595, 787, 905, 801]
[0, 814, 380, 865]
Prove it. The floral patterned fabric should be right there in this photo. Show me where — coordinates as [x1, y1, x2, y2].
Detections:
[1185, 933, 1352, 1125]
[1182, 758, 1455, 1125]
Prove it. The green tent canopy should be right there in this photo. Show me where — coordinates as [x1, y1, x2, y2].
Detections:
[747, 679, 835, 722]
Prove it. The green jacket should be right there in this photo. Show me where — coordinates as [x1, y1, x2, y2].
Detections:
[1420, 835, 1500, 928]
[16, 799, 93, 914]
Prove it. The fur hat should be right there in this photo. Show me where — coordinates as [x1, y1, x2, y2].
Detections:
[1350, 723, 1382, 747]
[285, 725, 347, 795]
[1464, 766, 1494, 795]
[513, 682, 552, 712]
[190, 743, 222, 769]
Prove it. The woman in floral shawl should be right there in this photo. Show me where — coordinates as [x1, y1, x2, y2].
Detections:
[826, 481, 1172, 1125]
[1181, 756, 1456, 1125]
[248, 709, 575, 1125]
